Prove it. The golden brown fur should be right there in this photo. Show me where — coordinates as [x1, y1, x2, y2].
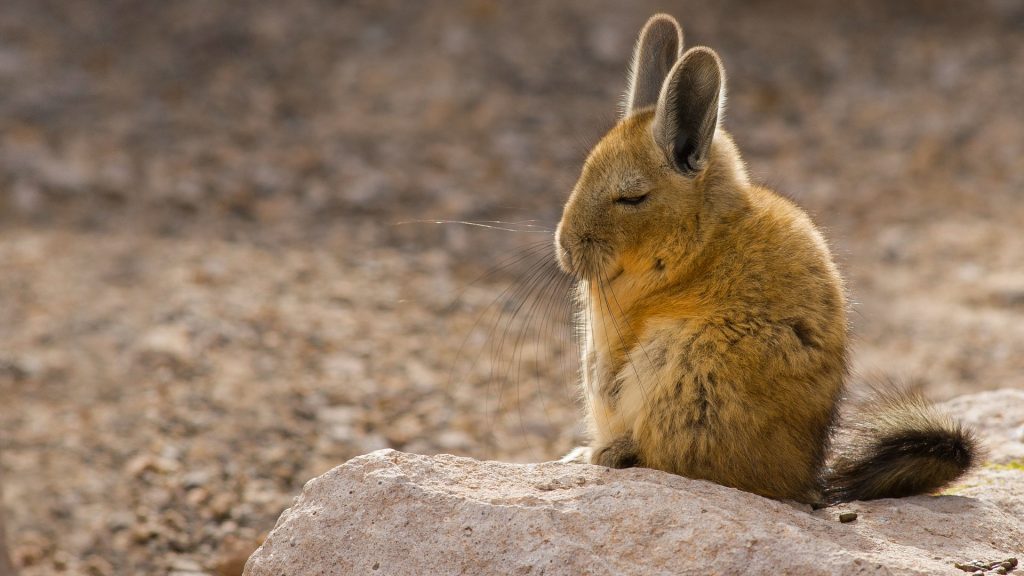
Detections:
[556, 14, 977, 504]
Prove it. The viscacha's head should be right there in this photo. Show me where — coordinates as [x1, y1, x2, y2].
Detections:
[555, 14, 748, 287]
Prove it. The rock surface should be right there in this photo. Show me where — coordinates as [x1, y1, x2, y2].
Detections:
[244, 390, 1024, 576]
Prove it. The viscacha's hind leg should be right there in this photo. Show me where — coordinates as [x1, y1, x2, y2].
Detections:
[593, 435, 640, 469]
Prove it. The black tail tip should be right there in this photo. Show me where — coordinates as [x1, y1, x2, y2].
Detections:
[824, 417, 981, 505]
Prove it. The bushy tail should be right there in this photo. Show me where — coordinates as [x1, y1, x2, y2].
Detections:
[823, 390, 980, 505]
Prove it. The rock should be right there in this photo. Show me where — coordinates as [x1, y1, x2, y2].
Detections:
[167, 558, 208, 576]
[244, 391, 1024, 576]
[838, 511, 858, 523]
[136, 324, 194, 370]
[939, 389, 1024, 464]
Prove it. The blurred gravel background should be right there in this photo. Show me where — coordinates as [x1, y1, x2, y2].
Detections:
[0, 0, 1022, 573]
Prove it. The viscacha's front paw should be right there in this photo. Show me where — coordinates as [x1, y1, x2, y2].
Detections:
[560, 446, 594, 464]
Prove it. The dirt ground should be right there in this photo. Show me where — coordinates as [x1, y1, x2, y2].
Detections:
[1, 1, 1022, 574]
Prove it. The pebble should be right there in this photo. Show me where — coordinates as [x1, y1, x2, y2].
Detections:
[183, 470, 213, 489]
[187, 487, 211, 507]
[954, 557, 1019, 574]
[169, 558, 205, 573]
[207, 494, 235, 520]
[838, 512, 858, 523]
[138, 324, 193, 364]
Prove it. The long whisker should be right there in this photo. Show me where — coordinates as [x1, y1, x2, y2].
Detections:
[508, 258, 565, 461]
[484, 248, 563, 457]
[534, 260, 575, 432]
[444, 240, 554, 455]
[441, 238, 554, 317]
[502, 260, 552, 456]
[515, 254, 564, 451]
[446, 240, 552, 381]
[394, 219, 554, 233]
[535, 259, 576, 430]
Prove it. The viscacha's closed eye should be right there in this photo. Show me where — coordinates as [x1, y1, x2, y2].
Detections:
[615, 193, 649, 206]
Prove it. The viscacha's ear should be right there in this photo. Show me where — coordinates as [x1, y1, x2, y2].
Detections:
[623, 14, 683, 118]
[652, 47, 725, 176]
